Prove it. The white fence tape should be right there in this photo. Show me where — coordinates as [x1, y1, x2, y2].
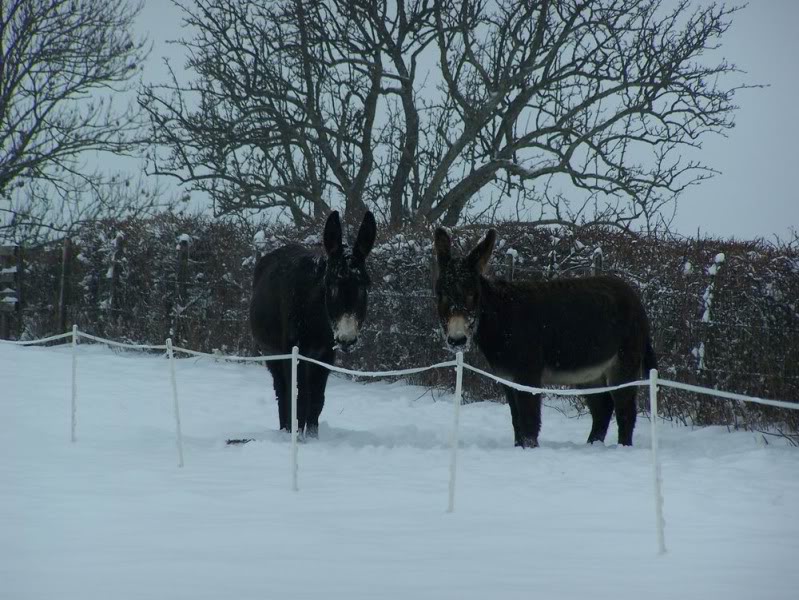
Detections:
[657, 378, 798, 411]
[171, 345, 294, 362]
[1, 331, 74, 345]
[77, 331, 168, 351]
[3, 327, 798, 557]
[463, 362, 649, 396]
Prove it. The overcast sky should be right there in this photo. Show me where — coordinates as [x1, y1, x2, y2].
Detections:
[137, 0, 799, 241]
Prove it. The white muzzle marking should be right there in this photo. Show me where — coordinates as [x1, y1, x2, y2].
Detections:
[446, 315, 469, 342]
[334, 314, 359, 343]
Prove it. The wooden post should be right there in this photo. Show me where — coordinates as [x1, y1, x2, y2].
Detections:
[174, 236, 190, 343]
[58, 238, 72, 333]
[591, 248, 603, 276]
[177, 238, 189, 299]
[109, 233, 125, 319]
[431, 253, 438, 294]
[548, 240, 557, 279]
[0, 245, 19, 339]
[15, 245, 23, 337]
[505, 252, 515, 281]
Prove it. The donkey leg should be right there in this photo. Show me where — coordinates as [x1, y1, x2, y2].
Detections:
[608, 355, 640, 446]
[267, 361, 290, 431]
[295, 375, 311, 437]
[515, 391, 542, 448]
[585, 392, 614, 444]
[611, 386, 637, 446]
[304, 362, 331, 438]
[503, 386, 522, 447]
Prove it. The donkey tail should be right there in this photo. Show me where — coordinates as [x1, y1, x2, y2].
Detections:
[643, 339, 658, 375]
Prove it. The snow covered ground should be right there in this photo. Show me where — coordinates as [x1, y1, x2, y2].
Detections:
[2, 342, 797, 600]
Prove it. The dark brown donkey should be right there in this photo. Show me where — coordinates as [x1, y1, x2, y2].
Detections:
[250, 211, 376, 437]
[432, 228, 656, 448]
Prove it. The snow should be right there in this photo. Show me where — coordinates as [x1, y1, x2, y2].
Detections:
[701, 285, 713, 322]
[692, 342, 706, 371]
[708, 253, 724, 276]
[2, 343, 798, 600]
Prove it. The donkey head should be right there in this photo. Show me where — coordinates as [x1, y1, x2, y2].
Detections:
[322, 210, 377, 352]
[433, 227, 496, 351]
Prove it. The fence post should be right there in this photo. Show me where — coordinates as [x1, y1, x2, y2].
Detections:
[166, 338, 185, 468]
[109, 233, 125, 320]
[58, 238, 73, 333]
[14, 244, 23, 338]
[504, 252, 515, 281]
[0, 245, 18, 339]
[447, 351, 464, 513]
[173, 236, 190, 343]
[591, 247, 603, 276]
[290, 346, 299, 491]
[649, 368, 666, 555]
[71, 324, 78, 443]
[177, 237, 190, 299]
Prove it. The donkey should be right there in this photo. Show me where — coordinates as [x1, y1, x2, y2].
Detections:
[432, 228, 657, 448]
[250, 211, 376, 437]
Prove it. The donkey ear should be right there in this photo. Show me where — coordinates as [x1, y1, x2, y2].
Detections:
[433, 227, 452, 265]
[353, 211, 376, 259]
[323, 211, 343, 256]
[467, 229, 496, 274]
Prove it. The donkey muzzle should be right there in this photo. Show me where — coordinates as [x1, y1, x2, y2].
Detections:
[446, 335, 468, 348]
[335, 337, 359, 353]
[444, 315, 472, 351]
[333, 315, 360, 353]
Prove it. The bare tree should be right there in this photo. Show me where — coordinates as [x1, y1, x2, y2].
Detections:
[140, 0, 745, 230]
[0, 0, 162, 244]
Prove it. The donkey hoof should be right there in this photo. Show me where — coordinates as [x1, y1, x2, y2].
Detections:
[515, 437, 539, 449]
